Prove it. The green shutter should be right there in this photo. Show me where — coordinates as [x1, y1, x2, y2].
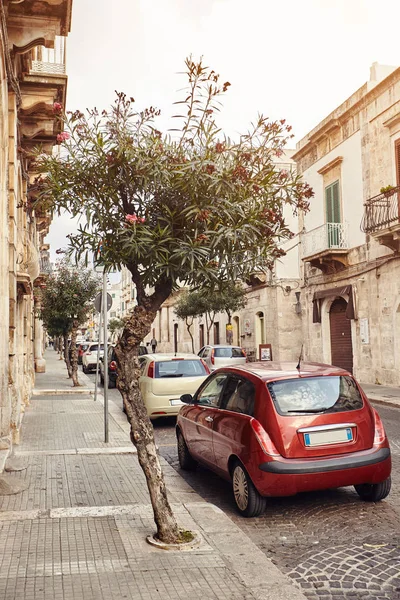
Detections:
[325, 181, 341, 224]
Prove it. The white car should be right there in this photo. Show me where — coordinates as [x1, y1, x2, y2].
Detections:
[82, 342, 104, 373]
[137, 353, 209, 419]
[198, 344, 247, 371]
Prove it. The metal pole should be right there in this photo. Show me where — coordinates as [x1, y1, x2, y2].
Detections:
[94, 308, 103, 402]
[103, 268, 109, 443]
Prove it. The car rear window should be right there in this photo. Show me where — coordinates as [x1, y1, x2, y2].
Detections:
[214, 347, 245, 358]
[267, 376, 364, 415]
[155, 360, 207, 378]
[89, 344, 104, 351]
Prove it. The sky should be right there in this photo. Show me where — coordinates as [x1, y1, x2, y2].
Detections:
[46, 0, 400, 259]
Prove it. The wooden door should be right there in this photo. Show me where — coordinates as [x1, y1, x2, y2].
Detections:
[329, 298, 353, 373]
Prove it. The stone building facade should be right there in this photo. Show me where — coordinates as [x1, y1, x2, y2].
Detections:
[0, 0, 72, 471]
[293, 63, 400, 386]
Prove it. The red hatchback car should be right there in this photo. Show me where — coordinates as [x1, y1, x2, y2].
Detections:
[176, 362, 391, 517]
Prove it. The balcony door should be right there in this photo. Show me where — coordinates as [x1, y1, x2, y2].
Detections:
[325, 181, 341, 248]
[395, 140, 400, 220]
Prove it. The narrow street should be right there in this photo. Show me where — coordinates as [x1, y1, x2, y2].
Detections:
[88, 371, 400, 600]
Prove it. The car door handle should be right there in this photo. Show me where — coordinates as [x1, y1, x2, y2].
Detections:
[205, 416, 214, 423]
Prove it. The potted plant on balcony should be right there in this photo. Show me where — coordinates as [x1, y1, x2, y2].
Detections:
[380, 185, 395, 197]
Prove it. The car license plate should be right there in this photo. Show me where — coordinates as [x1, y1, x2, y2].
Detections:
[170, 399, 183, 406]
[304, 428, 353, 447]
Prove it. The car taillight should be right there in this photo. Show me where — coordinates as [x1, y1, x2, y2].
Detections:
[250, 419, 280, 456]
[201, 359, 210, 374]
[241, 349, 248, 362]
[211, 348, 215, 365]
[147, 361, 155, 378]
[109, 361, 117, 371]
[373, 409, 386, 445]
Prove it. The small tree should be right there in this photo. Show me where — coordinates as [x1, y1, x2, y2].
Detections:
[174, 291, 206, 353]
[39, 259, 100, 385]
[175, 282, 247, 350]
[109, 317, 125, 342]
[34, 58, 312, 543]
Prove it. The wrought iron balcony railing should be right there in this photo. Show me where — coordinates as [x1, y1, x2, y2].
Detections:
[361, 186, 400, 234]
[39, 250, 52, 275]
[31, 36, 66, 75]
[301, 222, 349, 259]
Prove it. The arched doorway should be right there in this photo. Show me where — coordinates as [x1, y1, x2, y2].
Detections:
[232, 316, 240, 346]
[329, 297, 353, 373]
[255, 312, 265, 348]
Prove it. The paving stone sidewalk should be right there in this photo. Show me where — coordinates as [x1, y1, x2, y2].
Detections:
[0, 350, 307, 600]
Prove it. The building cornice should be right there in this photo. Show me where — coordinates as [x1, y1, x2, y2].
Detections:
[317, 156, 343, 175]
[293, 66, 400, 162]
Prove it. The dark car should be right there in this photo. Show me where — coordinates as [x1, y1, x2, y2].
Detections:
[99, 345, 148, 388]
[176, 362, 391, 517]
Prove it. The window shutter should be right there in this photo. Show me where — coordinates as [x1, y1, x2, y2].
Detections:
[395, 140, 400, 187]
[325, 185, 333, 223]
[331, 181, 341, 223]
[325, 181, 341, 223]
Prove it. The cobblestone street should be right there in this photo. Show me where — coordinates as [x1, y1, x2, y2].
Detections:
[96, 374, 400, 600]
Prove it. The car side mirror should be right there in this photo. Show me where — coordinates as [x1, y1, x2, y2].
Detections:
[180, 394, 193, 404]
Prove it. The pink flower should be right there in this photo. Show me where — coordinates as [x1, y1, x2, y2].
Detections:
[125, 214, 145, 224]
[57, 132, 70, 143]
[53, 102, 63, 114]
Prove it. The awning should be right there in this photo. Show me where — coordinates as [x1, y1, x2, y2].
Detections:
[312, 285, 355, 323]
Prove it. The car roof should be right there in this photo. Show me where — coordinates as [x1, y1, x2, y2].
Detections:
[143, 353, 202, 361]
[217, 361, 351, 382]
[203, 344, 243, 349]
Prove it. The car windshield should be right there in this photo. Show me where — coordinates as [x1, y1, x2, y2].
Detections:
[267, 376, 364, 415]
[214, 347, 245, 358]
[155, 360, 207, 378]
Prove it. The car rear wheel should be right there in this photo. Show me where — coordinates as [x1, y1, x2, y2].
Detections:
[354, 477, 391, 502]
[232, 461, 266, 518]
[177, 431, 197, 470]
[82, 364, 88, 374]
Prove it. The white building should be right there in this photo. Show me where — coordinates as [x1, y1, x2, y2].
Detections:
[293, 63, 400, 386]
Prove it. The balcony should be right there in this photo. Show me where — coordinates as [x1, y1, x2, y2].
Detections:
[301, 223, 350, 273]
[30, 36, 66, 76]
[361, 186, 400, 251]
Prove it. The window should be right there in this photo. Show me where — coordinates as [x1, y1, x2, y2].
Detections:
[155, 359, 208, 378]
[267, 376, 363, 416]
[112, 294, 115, 298]
[325, 181, 341, 247]
[196, 374, 227, 407]
[395, 139, 400, 186]
[222, 376, 255, 416]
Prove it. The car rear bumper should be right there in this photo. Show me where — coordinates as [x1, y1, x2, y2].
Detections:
[259, 447, 390, 474]
[144, 393, 184, 419]
[253, 446, 391, 497]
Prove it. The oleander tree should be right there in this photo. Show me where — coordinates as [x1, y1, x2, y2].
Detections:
[38, 259, 100, 385]
[33, 57, 312, 544]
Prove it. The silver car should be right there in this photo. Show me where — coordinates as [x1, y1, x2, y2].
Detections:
[198, 344, 247, 371]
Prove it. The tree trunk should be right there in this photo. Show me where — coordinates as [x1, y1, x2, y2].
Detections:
[64, 333, 72, 376]
[115, 304, 181, 544]
[185, 317, 195, 354]
[70, 322, 80, 386]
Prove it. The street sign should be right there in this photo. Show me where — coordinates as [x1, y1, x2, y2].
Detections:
[94, 292, 112, 313]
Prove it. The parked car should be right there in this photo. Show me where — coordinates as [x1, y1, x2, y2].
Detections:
[198, 344, 247, 371]
[176, 362, 391, 517]
[77, 342, 89, 365]
[99, 345, 148, 388]
[137, 353, 209, 419]
[81, 342, 104, 373]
